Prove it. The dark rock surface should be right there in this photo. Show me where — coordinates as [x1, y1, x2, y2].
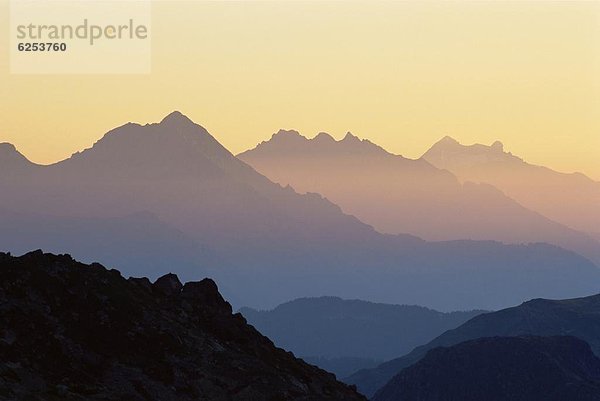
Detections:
[373, 336, 600, 401]
[0, 251, 365, 401]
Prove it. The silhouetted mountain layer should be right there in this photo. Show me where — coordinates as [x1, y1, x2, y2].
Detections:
[345, 292, 600, 397]
[238, 130, 600, 265]
[301, 357, 382, 380]
[373, 336, 600, 401]
[240, 297, 483, 376]
[423, 136, 600, 236]
[0, 210, 213, 280]
[1, 112, 599, 311]
[0, 251, 365, 401]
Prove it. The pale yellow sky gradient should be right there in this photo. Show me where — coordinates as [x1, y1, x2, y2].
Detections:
[1, 1, 599, 179]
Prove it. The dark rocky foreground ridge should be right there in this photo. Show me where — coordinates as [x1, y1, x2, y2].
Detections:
[373, 336, 600, 401]
[0, 251, 366, 401]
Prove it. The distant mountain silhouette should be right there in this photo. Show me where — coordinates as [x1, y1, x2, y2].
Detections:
[346, 292, 600, 397]
[0, 143, 39, 177]
[301, 357, 382, 380]
[423, 136, 600, 236]
[0, 250, 365, 400]
[1, 112, 599, 311]
[238, 130, 600, 265]
[0, 210, 213, 280]
[373, 336, 600, 401]
[240, 297, 483, 376]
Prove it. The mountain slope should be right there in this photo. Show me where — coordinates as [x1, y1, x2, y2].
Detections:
[1, 112, 599, 311]
[238, 130, 600, 265]
[0, 143, 40, 179]
[345, 292, 600, 397]
[373, 336, 600, 401]
[423, 136, 600, 236]
[0, 251, 366, 401]
[240, 297, 483, 374]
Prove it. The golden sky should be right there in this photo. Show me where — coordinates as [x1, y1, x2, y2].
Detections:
[1, 1, 599, 179]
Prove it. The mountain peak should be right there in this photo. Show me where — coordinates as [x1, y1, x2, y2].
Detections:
[342, 132, 360, 142]
[60, 113, 238, 179]
[0, 142, 35, 168]
[314, 132, 335, 142]
[273, 129, 302, 138]
[160, 110, 195, 126]
[0, 142, 17, 153]
[491, 140, 504, 152]
[437, 135, 460, 146]
[419, 136, 464, 163]
[267, 129, 306, 145]
[423, 136, 516, 165]
[430, 136, 508, 155]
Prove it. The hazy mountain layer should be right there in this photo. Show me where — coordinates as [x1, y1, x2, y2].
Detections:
[238, 130, 600, 265]
[0, 251, 365, 401]
[0, 210, 212, 280]
[240, 297, 483, 371]
[1, 112, 599, 312]
[423, 136, 600, 236]
[345, 291, 600, 397]
[301, 357, 382, 380]
[373, 336, 600, 401]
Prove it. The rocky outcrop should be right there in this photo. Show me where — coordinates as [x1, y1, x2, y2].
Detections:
[0, 250, 365, 401]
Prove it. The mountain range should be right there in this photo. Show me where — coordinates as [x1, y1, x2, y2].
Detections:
[423, 136, 600, 236]
[240, 297, 483, 377]
[345, 291, 600, 397]
[0, 250, 365, 400]
[0, 112, 599, 312]
[238, 130, 600, 265]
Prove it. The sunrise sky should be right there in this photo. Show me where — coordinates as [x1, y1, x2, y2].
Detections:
[0, 1, 599, 179]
